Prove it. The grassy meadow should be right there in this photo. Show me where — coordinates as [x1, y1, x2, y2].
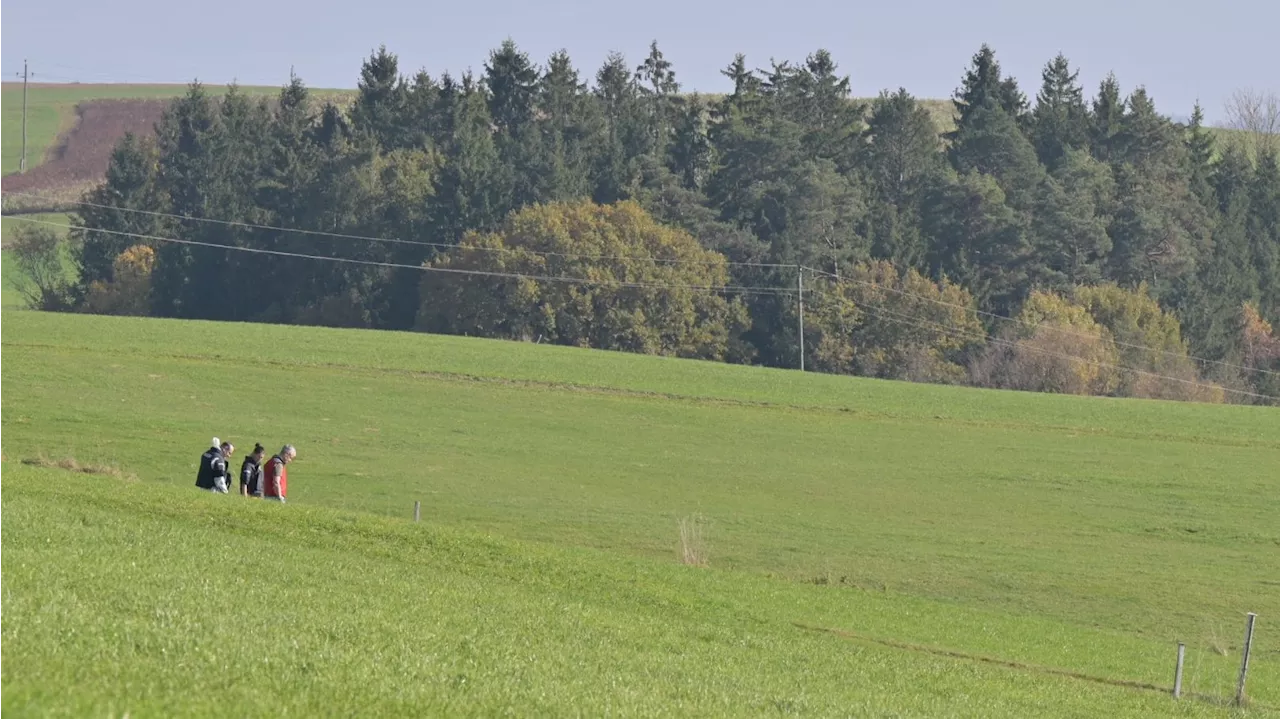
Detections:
[2, 462, 1264, 718]
[0, 83, 349, 175]
[2, 309, 1278, 715]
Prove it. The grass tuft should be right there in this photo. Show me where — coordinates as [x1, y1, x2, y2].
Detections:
[678, 513, 709, 567]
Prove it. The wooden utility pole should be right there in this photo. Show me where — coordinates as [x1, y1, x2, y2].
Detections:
[797, 267, 805, 372]
[19, 59, 30, 173]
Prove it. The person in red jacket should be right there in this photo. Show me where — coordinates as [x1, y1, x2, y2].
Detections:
[262, 445, 296, 502]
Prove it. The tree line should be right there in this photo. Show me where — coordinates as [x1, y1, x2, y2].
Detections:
[12, 41, 1280, 402]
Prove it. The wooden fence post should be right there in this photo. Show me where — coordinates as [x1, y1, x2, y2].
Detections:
[414, 500, 421, 523]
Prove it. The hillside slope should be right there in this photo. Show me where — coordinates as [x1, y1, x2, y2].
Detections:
[2, 310, 1277, 714]
[2, 464, 1269, 717]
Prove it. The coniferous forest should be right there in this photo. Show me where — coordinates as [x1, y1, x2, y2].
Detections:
[17, 41, 1280, 402]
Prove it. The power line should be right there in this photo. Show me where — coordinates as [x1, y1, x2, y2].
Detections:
[5, 215, 1273, 401]
[4, 191, 797, 269]
[0, 216, 794, 297]
[802, 266, 1280, 379]
[802, 283, 1278, 403]
[5, 206, 1273, 384]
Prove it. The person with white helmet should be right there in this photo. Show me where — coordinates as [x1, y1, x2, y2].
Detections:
[195, 437, 235, 494]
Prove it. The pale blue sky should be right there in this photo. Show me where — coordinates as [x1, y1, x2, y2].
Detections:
[3, 0, 1275, 123]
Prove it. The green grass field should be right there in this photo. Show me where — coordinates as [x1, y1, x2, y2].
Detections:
[0, 83, 347, 175]
[2, 310, 1277, 715]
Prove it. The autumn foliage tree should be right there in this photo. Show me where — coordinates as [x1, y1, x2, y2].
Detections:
[418, 200, 752, 360]
[804, 261, 983, 383]
[83, 244, 156, 316]
[973, 290, 1120, 396]
[1074, 283, 1212, 400]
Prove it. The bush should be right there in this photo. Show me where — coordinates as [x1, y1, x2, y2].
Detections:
[82, 244, 155, 316]
[9, 224, 75, 311]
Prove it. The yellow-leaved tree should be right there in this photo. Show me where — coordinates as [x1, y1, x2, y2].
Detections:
[804, 260, 984, 383]
[973, 290, 1120, 396]
[1074, 283, 1220, 402]
[83, 244, 156, 316]
[417, 200, 752, 361]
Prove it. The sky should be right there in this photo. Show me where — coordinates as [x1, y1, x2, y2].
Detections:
[3, 0, 1276, 124]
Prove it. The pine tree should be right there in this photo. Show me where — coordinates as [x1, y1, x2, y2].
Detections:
[74, 133, 168, 293]
[433, 75, 509, 240]
[400, 70, 442, 149]
[948, 100, 1046, 213]
[634, 41, 680, 157]
[485, 39, 540, 134]
[1185, 102, 1217, 209]
[860, 88, 944, 267]
[538, 50, 603, 201]
[1030, 149, 1115, 290]
[668, 95, 711, 190]
[150, 81, 222, 318]
[797, 49, 864, 170]
[923, 169, 1030, 314]
[951, 45, 1027, 132]
[1175, 145, 1259, 358]
[1030, 53, 1089, 169]
[1249, 151, 1280, 320]
[350, 46, 407, 148]
[1090, 73, 1125, 162]
[592, 52, 646, 202]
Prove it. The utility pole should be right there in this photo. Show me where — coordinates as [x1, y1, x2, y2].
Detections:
[18, 59, 30, 173]
[798, 266, 805, 372]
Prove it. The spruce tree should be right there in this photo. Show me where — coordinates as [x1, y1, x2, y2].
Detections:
[538, 50, 602, 201]
[1185, 102, 1217, 210]
[1249, 151, 1280, 319]
[1030, 53, 1089, 169]
[1090, 73, 1124, 162]
[485, 39, 540, 135]
[861, 88, 944, 267]
[951, 45, 1027, 132]
[350, 46, 407, 149]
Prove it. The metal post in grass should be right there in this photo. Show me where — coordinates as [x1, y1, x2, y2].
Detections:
[1173, 642, 1185, 698]
[414, 500, 421, 523]
[1235, 612, 1257, 706]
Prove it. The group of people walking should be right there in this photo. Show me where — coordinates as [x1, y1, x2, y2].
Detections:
[196, 437, 297, 502]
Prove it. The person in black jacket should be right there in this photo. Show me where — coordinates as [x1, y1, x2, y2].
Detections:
[195, 438, 234, 494]
[240, 443, 265, 497]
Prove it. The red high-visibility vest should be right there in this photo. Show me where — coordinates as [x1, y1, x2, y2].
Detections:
[264, 455, 288, 498]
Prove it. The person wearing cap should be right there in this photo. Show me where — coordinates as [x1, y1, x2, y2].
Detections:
[262, 445, 296, 502]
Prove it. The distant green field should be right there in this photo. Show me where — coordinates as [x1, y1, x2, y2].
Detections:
[0, 83, 348, 175]
[2, 311, 1277, 714]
